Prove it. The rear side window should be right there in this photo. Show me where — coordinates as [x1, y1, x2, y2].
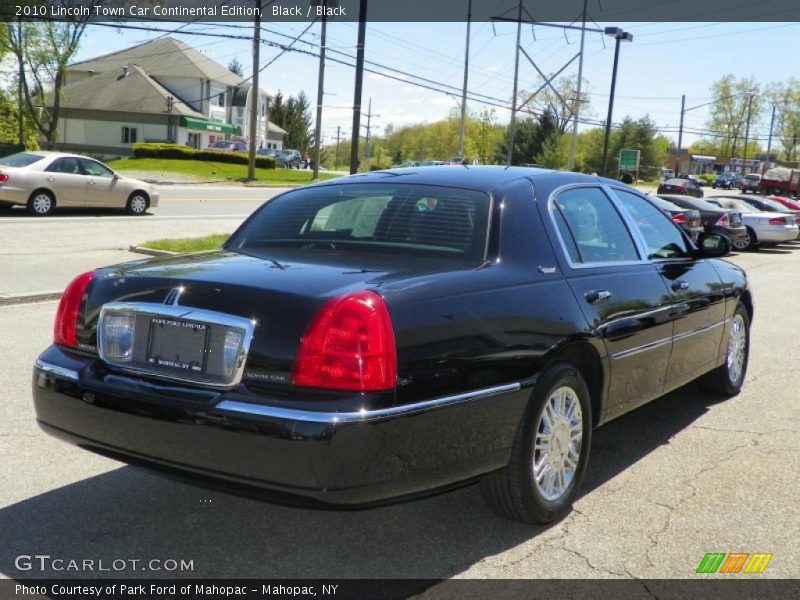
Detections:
[227, 183, 491, 261]
[613, 190, 690, 259]
[0, 152, 45, 168]
[551, 187, 639, 264]
[46, 157, 83, 174]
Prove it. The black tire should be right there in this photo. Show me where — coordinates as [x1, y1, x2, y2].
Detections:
[126, 192, 149, 215]
[480, 362, 592, 524]
[698, 302, 750, 396]
[27, 189, 55, 216]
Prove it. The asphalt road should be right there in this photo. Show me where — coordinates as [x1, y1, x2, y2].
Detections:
[0, 186, 283, 297]
[0, 244, 798, 581]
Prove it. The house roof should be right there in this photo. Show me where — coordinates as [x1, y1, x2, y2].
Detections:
[55, 64, 205, 117]
[69, 38, 246, 88]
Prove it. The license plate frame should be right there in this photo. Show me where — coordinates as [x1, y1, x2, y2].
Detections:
[146, 316, 210, 373]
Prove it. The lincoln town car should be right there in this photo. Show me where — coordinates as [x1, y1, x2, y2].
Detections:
[33, 167, 752, 524]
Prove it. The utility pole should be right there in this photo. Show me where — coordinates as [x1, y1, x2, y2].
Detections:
[741, 93, 754, 175]
[312, 0, 329, 180]
[765, 104, 776, 173]
[361, 98, 379, 171]
[506, 1, 523, 167]
[567, 0, 588, 171]
[349, 0, 368, 174]
[332, 125, 342, 171]
[676, 94, 685, 174]
[247, 3, 261, 181]
[458, 0, 472, 157]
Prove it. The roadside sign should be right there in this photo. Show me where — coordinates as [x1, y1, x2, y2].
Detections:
[619, 149, 640, 172]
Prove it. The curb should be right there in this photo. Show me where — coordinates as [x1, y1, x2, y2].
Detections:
[129, 245, 179, 257]
[0, 290, 63, 306]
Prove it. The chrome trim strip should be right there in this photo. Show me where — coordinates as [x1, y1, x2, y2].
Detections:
[216, 382, 522, 423]
[673, 319, 726, 342]
[98, 302, 256, 389]
[35, 359, 79, 381]
[610, 319, 728, 360]
[610, 336, 672, 360]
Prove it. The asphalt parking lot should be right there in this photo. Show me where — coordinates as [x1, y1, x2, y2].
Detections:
[0, 217, 798, 581]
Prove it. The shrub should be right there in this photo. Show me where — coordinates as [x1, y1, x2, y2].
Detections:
[698, 173, 715, 185]
[132, 143, 276, 169]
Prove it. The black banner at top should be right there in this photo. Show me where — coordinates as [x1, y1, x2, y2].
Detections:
[4, 0, 800, 23]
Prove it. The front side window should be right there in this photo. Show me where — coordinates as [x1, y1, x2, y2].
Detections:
[227, 184, 491, 261]
[79, 159, 114, 178]
[613, 189, 690, 260]
[551, 187, 639, 264]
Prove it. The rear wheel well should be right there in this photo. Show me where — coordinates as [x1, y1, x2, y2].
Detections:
[549, 342, 604, 428]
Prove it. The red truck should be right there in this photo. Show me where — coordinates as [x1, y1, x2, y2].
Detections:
[759, 167, 799, 196]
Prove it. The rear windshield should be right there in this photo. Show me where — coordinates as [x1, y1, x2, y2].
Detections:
[227, 183, 491, 261]
[0, 152, 45, 168]
[744, 175, 760, 181]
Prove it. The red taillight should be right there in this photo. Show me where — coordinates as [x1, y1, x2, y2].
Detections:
[715, 214, 730, 226]
[675, 185, 685, 192]
[768, 216, 788, 225]
[292, 290, 396, 392]
[0, 173, 9, 183]
[671, 213, 687, 224]
[54, 270, 98, 347]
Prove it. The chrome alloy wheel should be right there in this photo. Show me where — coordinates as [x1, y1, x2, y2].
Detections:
[32, 193, 52, 214]
[727, 314, 747, 384]
[129, 195, 148, 214]
[533, 385, 583, 502]
[731, 230, 751, 251]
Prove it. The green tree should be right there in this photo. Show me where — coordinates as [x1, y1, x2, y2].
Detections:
[2, 4, 97, 148]
[535, 133, 568, 169]
[767, 79, 800, 161]
[496, 110, 560, 165]
[268, 91, 313, 151]
[704, 75, 762, 158]
[521, 73, 593, 134]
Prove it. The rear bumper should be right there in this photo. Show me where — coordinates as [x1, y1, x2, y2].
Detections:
[32, 346, 528, 507]
[0, 186, 28, 205]
[752, 225, 799, 243]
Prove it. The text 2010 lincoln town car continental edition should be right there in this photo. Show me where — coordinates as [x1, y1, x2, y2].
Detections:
[33, 167, 752, 524]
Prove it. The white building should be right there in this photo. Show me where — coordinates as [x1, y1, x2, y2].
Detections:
[51, 38, 285, 156]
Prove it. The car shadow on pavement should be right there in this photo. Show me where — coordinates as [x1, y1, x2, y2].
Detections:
[0, 383, 718, 580]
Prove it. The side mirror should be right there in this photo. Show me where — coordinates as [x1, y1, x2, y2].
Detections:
[113, 173, 121, 180]
[698, 232, 731, 257]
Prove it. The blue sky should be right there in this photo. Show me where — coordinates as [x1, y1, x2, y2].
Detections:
[72, 19, 800, 148]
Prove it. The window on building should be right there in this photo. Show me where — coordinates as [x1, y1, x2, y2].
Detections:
[122, 126, 137, 144]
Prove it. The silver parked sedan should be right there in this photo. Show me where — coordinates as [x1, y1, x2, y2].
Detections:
[0, 151, 159, 216]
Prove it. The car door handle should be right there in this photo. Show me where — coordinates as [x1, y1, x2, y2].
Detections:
[87, 180, 96, 185]
[671, 281, 689, 292]
[46, 176, 55, 181]
[585, 289, 612, 304]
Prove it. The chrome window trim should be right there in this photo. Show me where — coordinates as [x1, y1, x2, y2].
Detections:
[98, 302, 256, 389]
[34, 359, 80, 381]
[546, 183, 648, 270]
[216, 382, 522, 423]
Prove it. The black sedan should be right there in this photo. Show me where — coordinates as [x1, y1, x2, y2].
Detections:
[657, 178, 704, 198]
[33, 168, 752, 525]
[658, 194, 748, 247]
[647, 195, 703, 242]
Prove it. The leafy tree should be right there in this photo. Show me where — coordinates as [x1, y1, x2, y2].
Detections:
[227, 58, 243, 77]
[767, 79, 800, 161]
[535, 133, 568, 169]
[496, 109, 559, 165]
[2, 4, 97, 148]
[704, 75, 762, 158]
[520, 73, 593, 134]
[0, 90, 39, 148]
[268, 91, 313, 152]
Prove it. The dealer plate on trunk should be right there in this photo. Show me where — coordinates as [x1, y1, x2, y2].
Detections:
[147, 317, 209, 372]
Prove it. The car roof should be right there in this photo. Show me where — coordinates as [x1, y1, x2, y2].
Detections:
[309, 165, 612, 194]
[22, 151, 87, 160]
